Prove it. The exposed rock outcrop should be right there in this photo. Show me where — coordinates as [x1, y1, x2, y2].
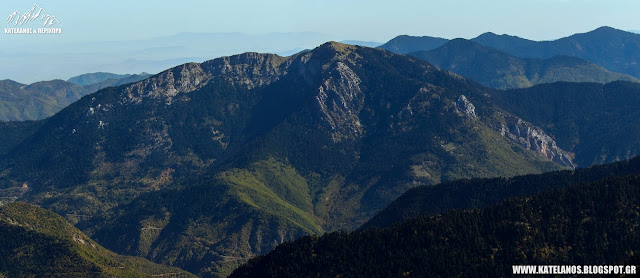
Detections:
[202, 52, 290, 89]
[121, 53, 289, 105]
[455, 95, 477, 119]
[497, 113, 576, 168]
[122, 63, 212, 105]
[314, 62, 365, 142]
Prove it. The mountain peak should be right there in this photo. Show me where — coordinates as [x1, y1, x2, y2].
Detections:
[585, 26, 636, 36]
[593, 26, 620, 32]
[565, 26, 640, 44]
[476, 31, 498, 38]
[447, 38, 481, 47]
[301, 41, 363, 66]
[474, 31, 531, 42]
[319, 41, 357, 52]
[378, 35, 449, 54]
[0, 79, 25, 87]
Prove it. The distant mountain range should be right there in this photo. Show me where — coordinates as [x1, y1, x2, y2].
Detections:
[408, 39, 639, 89]
[231, 157, 640, 277]
[381, 26, 640, 79]
[378, 35, 448, 54]
[471, 31, 535, 53]
[67, 72, 151, 86]
[0, 32, 342, 84]
[0, 202, 194, 277]
[0, 72, 151, 121]
[472, 27, 640, 78]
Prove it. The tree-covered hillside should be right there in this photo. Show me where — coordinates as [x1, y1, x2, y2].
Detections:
[362, 156, 640, 230]
[231, 163, 640, 277]
[0, 73, 150, 121]
[491, 81, 640, 166]
[0, 202, 195, 277]
[471, 26, 640, 79]
[409, 39, 638, 89]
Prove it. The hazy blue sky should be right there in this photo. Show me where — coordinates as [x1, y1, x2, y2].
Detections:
[1, 0, 639, 83]
[3, 0, 638, 41]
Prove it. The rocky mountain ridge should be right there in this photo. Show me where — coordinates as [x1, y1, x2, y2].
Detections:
[0, 42, 570, 276]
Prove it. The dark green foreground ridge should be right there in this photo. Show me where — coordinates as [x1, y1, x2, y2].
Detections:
[231, 157, 640, 277]
[363, 156, 640, 230]
[0, 202, 194, 277]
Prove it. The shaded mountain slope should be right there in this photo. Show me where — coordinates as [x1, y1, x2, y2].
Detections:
[362, 156, 640, 230]
[377, 35, 448, 54]
[85, 159, 323, 277]
[471, 32, 535, 52]
[491, 81, 640, 166]
[381, 27, 640, 79]
[0, 120, 42, 157]
[409, 39, 638, 89]
[470, 26, 640, 79]
[231, 161, 640, 277]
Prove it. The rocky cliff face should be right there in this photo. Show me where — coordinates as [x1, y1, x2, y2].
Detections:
[122, 62, 211, 105]
[455, 95, 477, 119]
[121, 53, 290, 106]
[453, 95, 574, 168]
[203, 52, 290, 89]
[314, 61, 365, 142]
[498, 113, 576, 168]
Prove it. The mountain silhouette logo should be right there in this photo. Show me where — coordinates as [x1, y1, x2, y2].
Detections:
[6, 4, 61, 27]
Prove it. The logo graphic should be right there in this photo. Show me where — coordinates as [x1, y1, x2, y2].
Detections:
[4, 4, 62, 34]
[7, 4, 60, 27]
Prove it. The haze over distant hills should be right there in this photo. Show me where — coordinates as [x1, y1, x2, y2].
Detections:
[471, 27, 640, 78]
[339, 40, 382, 47]
[67, 72, 151, 86]
[378, 35, 449, 54]
[381, 27, 640, 79]
[0, 32, 342, 84]
[408, 39, 639, 89]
